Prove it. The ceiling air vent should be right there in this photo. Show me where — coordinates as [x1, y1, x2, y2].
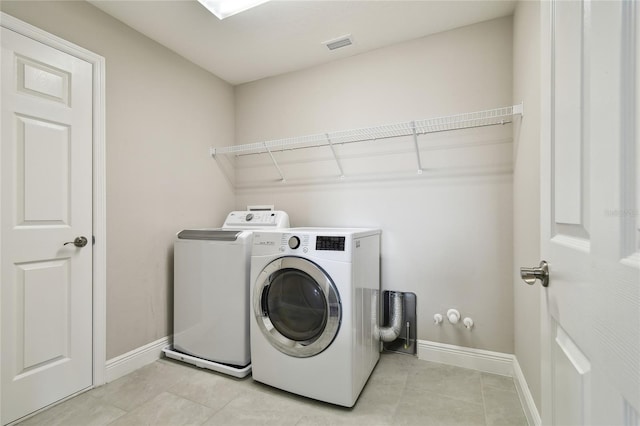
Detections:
[323, 34, 353, 51]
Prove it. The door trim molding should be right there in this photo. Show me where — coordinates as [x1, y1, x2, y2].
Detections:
[1, 12, 107, 387]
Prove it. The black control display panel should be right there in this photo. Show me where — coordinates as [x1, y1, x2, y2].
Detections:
[316, 236, 345, 251]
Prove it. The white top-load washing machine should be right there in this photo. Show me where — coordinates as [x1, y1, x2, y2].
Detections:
[163, 210, 289, 378]
[250, 227, 381, 407]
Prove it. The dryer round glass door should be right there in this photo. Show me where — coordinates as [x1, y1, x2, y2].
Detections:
[253, 257, 341, 358]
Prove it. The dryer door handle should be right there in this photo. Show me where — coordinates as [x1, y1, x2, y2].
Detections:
[260, 285, 270, 317]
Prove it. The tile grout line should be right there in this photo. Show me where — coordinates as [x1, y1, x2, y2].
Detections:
[168, 387, 238, 426]
[480, 373, 490, 426]
[480, 374, 529, 426]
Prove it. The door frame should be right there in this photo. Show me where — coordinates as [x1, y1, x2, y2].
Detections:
[0, 10, 107, 405]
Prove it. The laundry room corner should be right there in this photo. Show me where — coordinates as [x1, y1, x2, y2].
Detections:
[512, 0, 543, 421]
[234, 16, 515, 356]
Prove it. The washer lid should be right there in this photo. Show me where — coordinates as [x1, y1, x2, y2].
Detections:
[177, 230, 241, 241]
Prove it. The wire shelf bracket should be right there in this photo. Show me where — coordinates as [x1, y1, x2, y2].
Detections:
[411, 121, 423, 175]
[210, 103, 523, 180]
[326, 133, 346, 179]
[265, 143, 286, 182]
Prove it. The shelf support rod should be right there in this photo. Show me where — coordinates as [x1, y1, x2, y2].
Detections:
[326, 134, 345, 179]
[411, 121, 423, 175]
[264, 143, 286, 182]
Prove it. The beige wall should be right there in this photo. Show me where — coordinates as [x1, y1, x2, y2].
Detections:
[0, 1, 236, 359]
[235, 17, 516, 353]
[1, 3, 539, 378]
[513, 0, 542, 412]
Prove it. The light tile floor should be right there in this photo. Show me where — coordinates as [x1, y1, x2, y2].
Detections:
[19, 353, 528, 426]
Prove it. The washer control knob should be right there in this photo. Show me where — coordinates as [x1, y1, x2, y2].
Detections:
[288, 236, 300, 249]
[245, 213, 254, 221]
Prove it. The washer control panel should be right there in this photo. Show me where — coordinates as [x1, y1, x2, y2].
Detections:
[223, 210, 289, 228]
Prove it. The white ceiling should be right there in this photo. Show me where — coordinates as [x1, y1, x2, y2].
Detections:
[89, 0, 516, 85]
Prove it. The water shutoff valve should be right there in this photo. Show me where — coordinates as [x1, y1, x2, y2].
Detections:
[447, 309, 460, 324]
[433, 313, 443, 325]
[463, 317, 474, 330]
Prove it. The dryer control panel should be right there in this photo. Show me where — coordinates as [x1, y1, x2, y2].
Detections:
[252, 228, 379, 262]
[316, 236, 346, 251]
[281, 233, 312, 254]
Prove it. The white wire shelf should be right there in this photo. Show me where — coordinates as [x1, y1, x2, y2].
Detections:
[210, 103, 523, 182]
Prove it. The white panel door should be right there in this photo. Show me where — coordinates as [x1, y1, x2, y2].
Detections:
[539, 1, 640, 425]
[1, 28, 93, 424]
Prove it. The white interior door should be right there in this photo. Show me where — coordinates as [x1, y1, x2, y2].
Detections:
[539, 1, 640, 425]
[1, 27, 93, 424]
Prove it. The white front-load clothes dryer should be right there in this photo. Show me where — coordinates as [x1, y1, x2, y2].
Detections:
[250, 228, 381, 407]
[163, 210, 289, 378]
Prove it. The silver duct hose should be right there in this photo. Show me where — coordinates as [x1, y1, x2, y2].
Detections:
[375, 291, 404, 343]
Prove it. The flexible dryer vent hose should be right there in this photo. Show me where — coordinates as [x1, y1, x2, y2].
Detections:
[377, 291, 404, 343]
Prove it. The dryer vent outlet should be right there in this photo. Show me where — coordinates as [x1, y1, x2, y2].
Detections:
[382, 291, 417, 355]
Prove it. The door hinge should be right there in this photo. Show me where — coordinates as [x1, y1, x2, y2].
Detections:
[92, 235, 96, 245]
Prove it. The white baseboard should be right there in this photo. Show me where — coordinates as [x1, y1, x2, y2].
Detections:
[417, 340, 540, 426]
[513, 357, 542, 426]
[417, 339, 514, 376]
[105, 336, 171, 383]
